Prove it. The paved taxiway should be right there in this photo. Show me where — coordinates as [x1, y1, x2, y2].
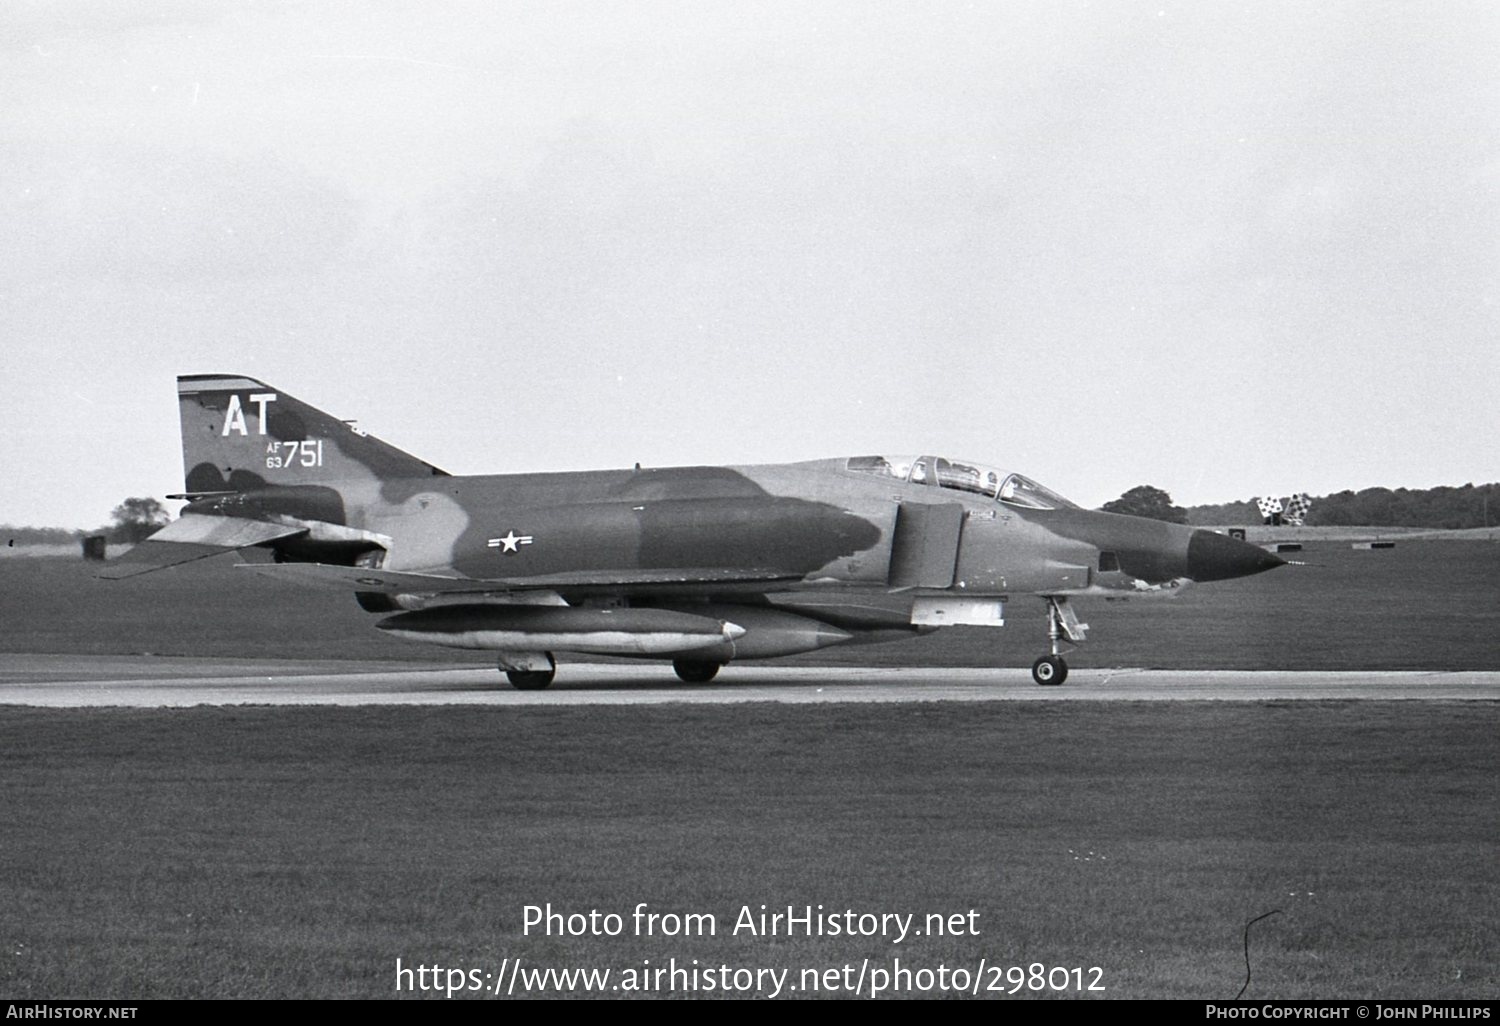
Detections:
[1, 654, 1496, 706]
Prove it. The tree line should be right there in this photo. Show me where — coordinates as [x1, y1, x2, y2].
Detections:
[3, 498, 170, 548]
[1112, 483, 1500, 529]
[1279, 483, 1499, 529]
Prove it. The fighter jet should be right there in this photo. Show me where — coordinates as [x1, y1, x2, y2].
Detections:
[102, 375, 1285, 688]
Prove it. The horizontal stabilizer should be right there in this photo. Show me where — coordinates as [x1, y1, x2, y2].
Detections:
[98, 514, 308, 579]
[238, 561, 803, 594]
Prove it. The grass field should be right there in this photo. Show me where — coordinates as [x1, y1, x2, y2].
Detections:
[1, 702, 1495, 999]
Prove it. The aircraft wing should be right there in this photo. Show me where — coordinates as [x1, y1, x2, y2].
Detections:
[238, 561, 804, 594]
[236, 563, 493, 594]
[98, 514, 309, 579]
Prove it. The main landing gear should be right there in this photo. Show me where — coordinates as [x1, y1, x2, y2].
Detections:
[507, 668, 554, 690]
[503, 652, 556, 690]
[673, 659, 722, 684]
[500, 654, 725, 689]
[1031, 597, 1088, 686]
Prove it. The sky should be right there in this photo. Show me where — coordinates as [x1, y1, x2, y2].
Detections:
[2, 0, 1496, 528]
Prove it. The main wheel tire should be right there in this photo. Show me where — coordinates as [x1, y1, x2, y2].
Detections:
[673, 659, 721, 684]
[1031, 655, 1068, 686]
[507, 668, 555, 690]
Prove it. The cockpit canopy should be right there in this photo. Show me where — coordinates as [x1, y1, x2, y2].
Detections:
[845, 455, 1078, 510]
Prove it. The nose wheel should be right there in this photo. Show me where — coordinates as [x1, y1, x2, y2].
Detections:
[1032, 654, 1067, 686]
[1032, 597, 1086, 686]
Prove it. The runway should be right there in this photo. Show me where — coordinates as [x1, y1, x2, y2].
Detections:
[1, 653, 1496, 706]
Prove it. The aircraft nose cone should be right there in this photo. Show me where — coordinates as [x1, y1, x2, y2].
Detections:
[1186, 530, 1286, 582]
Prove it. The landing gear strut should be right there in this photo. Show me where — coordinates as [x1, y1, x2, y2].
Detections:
[1031, 597, 1086, 686]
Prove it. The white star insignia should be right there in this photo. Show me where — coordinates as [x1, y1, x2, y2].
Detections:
[488, 531, 534, 554]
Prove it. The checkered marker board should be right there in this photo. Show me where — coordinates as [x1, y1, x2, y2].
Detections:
[1256, 496, 1283, 519]
[1284, 493, 1312, 526]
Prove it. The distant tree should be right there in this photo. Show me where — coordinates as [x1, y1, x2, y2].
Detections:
[108, 497, 171, 544]
[1100, 485, 1188, 524]
[1185, 499, 1261, 526]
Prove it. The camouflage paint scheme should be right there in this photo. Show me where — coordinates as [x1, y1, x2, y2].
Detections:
[103, 375, 1284, 687]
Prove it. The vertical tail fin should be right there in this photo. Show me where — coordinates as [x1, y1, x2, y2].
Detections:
[176, 375, 447, 495]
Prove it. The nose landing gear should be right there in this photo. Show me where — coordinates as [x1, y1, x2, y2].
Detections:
[1031, 597, 1087, 686]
